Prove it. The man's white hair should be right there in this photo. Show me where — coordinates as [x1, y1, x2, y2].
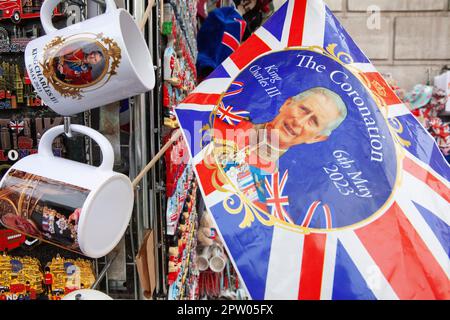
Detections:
[291, 87, 348, 136]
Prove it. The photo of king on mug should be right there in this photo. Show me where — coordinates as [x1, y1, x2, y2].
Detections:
[53, 42, 108, 87]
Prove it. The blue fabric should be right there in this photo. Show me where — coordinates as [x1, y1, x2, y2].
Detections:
[197, 7, 244, 77]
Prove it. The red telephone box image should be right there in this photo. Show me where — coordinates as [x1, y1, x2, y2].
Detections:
[0, 0, 63, 24]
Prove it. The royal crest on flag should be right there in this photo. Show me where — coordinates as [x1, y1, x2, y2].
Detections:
[176, 0, 450, 300]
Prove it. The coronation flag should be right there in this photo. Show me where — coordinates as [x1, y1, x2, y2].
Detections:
[175, 0, 450, 300]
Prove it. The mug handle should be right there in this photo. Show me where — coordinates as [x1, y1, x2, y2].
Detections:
[41, 0, 118, 34]
[38, 124, 115, 172]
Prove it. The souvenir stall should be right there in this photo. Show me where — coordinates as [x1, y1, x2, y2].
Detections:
[0, 0, 158, 300]
[0, 0, 448, 303]
[0, 0, 275, 301]
[158, 0, 243, 300]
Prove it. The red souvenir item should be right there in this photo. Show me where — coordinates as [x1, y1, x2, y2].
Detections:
[0, 229, 26, 251]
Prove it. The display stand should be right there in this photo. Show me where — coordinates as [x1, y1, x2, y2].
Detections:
[0, 0, 199, 300]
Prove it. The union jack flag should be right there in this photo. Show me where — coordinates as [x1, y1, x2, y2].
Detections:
[9, 121, 24, 133]
[265, 170, 294, 224]
[175, 0, 450, 300]
[216, 103, 250, 126]
[221, 18, 247, 53]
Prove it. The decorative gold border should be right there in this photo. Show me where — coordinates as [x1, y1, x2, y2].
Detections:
[41, 33, 122, 100]
[50, 38, 110, 89]
[203, 45, 408, 234]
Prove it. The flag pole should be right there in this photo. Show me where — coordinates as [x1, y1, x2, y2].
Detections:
[139, 0, 155, 32]
[132, 129, 182, 189]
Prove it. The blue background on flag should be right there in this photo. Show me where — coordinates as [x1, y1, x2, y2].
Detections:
[323, 6, 370, 64]
[176, 110, 212, 157]
[211, 196, 274, 300]
[332, 241, 376, 300]
[220, 49, 397, 229]
[262, 0, 289, 41]
[389, 114, 450, 181]
[206, 64, 231, 80]
[412, 201, 450, 258]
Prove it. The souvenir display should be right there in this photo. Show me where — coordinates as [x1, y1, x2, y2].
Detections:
[0, 0, 67, 110]
[407, 86, 450, 157]
[44, 254, 95, 299]
[0, 252, 95, 300]
[0, 0, 447, 303]
[198, 261, 248, 300]
[0, 229, 26, 252]
[0, 23, 40, 53]
[175, 0, 450, 300]
[164, 130, 189, 197]
[0, 0, 65, 24]
[167, 182, 199, 300]
[434, 71, 450, 113]
[196, 210, 218, 248]
[166, 164, 195, 235]
[0, 115, 67, 174]
[0, 253, 42, 300]
[404, 84, 434, 110]
[0, 124, 134, 258]
[1, 49, 44, 110]
[25, 0, 155, 116]
[162, 0, 198, 129]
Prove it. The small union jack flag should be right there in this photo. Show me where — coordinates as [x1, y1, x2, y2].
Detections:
[234, 18, 247, 42]
[9, 121, 24, 133]
[216, 103, 249, 126]
[265, 170, 294, 224]
[221, 17, 246, 53]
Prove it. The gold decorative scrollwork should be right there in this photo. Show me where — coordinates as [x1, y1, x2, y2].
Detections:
[223, 194, 269, 228]
[325, 43, 355, 65]
[41, 33, 122, 100]
[389, 117, 412, 148]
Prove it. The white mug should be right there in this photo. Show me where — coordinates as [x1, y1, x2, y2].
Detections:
[0, 125, 134, 258]
[209, 245, 227, 273]
[62, 289, 113, 300]
[196, 246, 211, 272]
[25, 0, 155, 116]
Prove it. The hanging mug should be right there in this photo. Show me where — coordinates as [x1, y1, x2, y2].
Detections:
[209, 245, 227, 273]
[25, 0, 155, 116]
[63, 289, 113, 300]
[0, 125, 134, 258]
[196, 246, 211, 272]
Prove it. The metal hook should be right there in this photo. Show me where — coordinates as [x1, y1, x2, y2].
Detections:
[64, 117, 73, 138]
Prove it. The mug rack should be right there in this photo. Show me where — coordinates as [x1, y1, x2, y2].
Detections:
[0, 0, 195, 300]
[86, 0, 169, 300]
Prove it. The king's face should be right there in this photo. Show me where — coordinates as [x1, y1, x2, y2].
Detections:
[267, 93, 340, 149]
